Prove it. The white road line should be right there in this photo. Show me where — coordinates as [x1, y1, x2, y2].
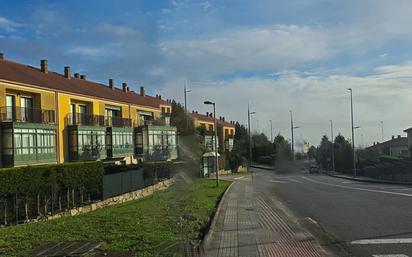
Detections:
[351, 238, 412, 245]
[269, 179, 286, 183]
[234, 176, 245, 180]
[286, 178, 303, 183]
[372, 254, 409, 257]
[301, 176, 412, 198]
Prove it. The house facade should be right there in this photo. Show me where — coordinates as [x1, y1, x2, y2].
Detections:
[365, 135, 409, 158]
[0, 54, 177, 167]
[188, 111, 236, 170]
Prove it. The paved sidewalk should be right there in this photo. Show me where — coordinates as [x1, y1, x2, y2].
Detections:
[204, 176, 328, 257]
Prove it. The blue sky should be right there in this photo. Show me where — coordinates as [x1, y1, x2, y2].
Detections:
[1, 0, 412, 148]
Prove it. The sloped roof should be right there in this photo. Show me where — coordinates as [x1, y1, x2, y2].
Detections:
[366, 136, 408, 150]
[0, 58, 170, 109]
[188, 112, 235, 128]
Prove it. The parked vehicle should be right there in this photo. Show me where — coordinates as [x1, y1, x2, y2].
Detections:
[309, 163, 319, 174]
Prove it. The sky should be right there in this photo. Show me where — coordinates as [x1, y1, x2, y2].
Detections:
[1, 0, 412, 149]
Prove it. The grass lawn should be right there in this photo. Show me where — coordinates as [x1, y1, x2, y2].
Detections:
[0, 179, 231, 257]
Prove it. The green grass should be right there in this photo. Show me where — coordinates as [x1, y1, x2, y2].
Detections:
[0, 179, 231, 257]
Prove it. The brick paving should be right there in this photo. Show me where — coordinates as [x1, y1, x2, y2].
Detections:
[204, 176, 328, 257]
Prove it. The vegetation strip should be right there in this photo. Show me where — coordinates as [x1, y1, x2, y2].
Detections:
[0, 179, 231, 257]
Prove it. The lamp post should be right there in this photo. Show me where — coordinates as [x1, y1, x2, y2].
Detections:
[269, 120, 273, 142]
[184, 80, 191, 129]
[204, 101, 219, 187]
[380, 121, 384, 142]
[330, 120, 335, 172]
[248, 103, 256, 169]
[348, 88, 356, 177]
[289, 110, 299, 160]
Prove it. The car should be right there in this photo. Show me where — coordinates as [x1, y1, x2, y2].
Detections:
[309, 163, 319, 174]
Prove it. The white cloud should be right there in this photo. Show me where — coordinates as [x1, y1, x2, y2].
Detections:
[98, 24, 138, 37]
[0, 16, 23, 32]
[67, 46, 108, 57]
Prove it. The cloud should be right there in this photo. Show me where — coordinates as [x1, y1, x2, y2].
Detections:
[0, 16, 23, 32]
[67, 46, 108, 57]
[98, 24, 138, 37]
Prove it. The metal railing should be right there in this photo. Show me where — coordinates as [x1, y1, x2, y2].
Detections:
[106, 116, 132, 127]
[134, 117, 168, 127]
[0, 106, 55, 124]
[65, 113, 105, 126]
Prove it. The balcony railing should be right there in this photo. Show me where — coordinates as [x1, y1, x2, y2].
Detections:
[66, 113, 105, 127]
[0, 106, 55, 124]
[134, 117, 168, 127]
[106, 116, 132, 128]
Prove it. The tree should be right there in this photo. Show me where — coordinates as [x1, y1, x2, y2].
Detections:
[273, 134, 292, 161]
[308, 146, 317, 160]
[228, 122, 249, 170]
[251, 133, 274, 162]
[170, 100, 195, 135]
[334, 134, 353, 174]
[317, 135, 332, 169]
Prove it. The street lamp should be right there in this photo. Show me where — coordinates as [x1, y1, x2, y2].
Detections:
[330, 120, 335, 172]
[184, 80, 192, 129]
[204, 100, 219, 187]
[290, 110, 299, 160]
[248, 103, 256, 169]
[348, 88, 356, 177]
[269, 120, 273, 142]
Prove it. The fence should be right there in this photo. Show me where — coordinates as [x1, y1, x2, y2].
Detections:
[0, 163, 172, 226]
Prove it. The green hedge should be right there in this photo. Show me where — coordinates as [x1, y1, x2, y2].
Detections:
[0, 161, 104, 197]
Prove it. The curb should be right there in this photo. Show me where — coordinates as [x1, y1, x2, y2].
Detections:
[250, 165, 274, 171]
[324, 172, 412, 186]
[202, 180, 235, 250]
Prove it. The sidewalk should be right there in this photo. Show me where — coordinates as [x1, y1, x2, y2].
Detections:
[204, 176, 328, 257]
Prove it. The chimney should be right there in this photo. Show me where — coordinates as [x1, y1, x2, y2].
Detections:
[158, 95, 162, 100]
[398, 135, 401, 139]
[64, 66, 71, 79]
[209, 113, 213, 117]
[122, 83, 128, 92]
[206, 112, 209, 117]
[140, 86, 145, 97]
[0, 53, 4, 60]
[80, 74, 86, 80]
[109, 79, 114, 89]
[40, 59, 48, 73]
[222, 117, 225, 121]
[74, 73, 80, 78]
[392, 135, 395, 140]
[126, 86, 130, 92]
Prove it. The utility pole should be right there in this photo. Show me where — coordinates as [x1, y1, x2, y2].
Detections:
[348, 88, 356, 177]
[184, 80, 191, 129]
[289, 110, 299, 160]
[380, 121, 384, 142]
[269, 120, 273, 142]
[248, 103, 256, 168]
[330, 120, 335, 171]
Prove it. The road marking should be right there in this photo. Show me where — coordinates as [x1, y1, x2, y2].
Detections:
[372, 254, 409, 257]
[286, 178, 303, 183]
[351, 238, 412, 245]
[269, 179, 286, 183]
[305, 217, 318, 225]
[301, 176, 412, 198]
[234, 176, 245, 180]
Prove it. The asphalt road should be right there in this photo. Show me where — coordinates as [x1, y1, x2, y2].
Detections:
[252, 161, 412, 257]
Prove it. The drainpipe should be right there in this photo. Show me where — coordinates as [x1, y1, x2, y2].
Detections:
[55, 91, 61, 163]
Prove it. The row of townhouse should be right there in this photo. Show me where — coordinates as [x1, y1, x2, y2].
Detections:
[0, 53, 177, 167]
[188, 111, 236, 170]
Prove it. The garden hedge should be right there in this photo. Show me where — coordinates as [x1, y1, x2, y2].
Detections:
[0, 161, 104, 197]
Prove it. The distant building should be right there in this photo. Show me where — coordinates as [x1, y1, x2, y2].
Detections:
[365, 135, 409, 158]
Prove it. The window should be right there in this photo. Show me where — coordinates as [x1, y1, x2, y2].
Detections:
[20, 97, 33, 122]
[78, 105, 87, 125]
[208, 124, 213, 132]
[6, 95, 15, 120]
[13, 128, 56, 157]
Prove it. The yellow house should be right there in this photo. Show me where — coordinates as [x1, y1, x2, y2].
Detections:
[0, 54, 177, 167]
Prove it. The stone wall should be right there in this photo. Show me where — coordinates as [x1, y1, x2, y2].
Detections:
[46, 179, 174, 221]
